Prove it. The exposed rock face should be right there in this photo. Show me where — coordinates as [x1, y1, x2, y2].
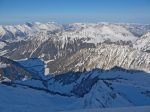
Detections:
[47, 44, 150, 74]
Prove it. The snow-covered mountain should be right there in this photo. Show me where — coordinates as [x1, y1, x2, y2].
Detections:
[60, 23, 137, 44]
[46, 43, 150, 74]
[123, 24, 150, 37]
[0, 57, 150, 112]
[1, 22, 149, 43]
[0, 22, 63, 42]
[0, 23, 136, 60]
[134, 32, 150, 52]
[0, 22, 150, 111]
[1, 22, 150, 44]
[0, 56, 44, 81]
[1, 22, 150, 75]
[0, 41, 6, 49]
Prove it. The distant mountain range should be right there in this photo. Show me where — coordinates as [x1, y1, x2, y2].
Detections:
[0, 22, 150, 112]
[1, 22, 150, 74]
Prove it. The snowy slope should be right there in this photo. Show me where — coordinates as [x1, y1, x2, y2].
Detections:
[134, 32, 150, 52]
[1, 56, 150, 111]
[0, 22, 147, 64]
[1, 82, 149, 112]
[0, 26, 6, 37]
[1, 22, 150, 112]
[1, 66, 150, 112]
[61, 106, 150, 112]
[0, 41, 6, 49]
[60, 23, 137, 44]
[18, 58, 45, 78]
[0, 22, 63, 42]
[0, 22, 138, 44]
[124, 23, 150, 37]
[47, 43, 150, 74]
[1, 22, 149, 75]
[0, 56, 44, 81]
[0, 84, 81, 112]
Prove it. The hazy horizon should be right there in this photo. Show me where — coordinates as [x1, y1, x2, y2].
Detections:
[0, 0, 150, 25]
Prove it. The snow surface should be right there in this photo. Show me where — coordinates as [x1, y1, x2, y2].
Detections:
[0, 22, 139, 43]
[0, 62, 7, 68]
[134, 32, 150, 51]
[0, 26, 6, 37]
[0, 62, 150, 112]
[0, 22, 150, 112]
[18, 58, 45, 78]
[0, 41, 6, 49]
[60, 23, 137, 45]
[0, 84, 82, 112]
[61, 106, 150, 112]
